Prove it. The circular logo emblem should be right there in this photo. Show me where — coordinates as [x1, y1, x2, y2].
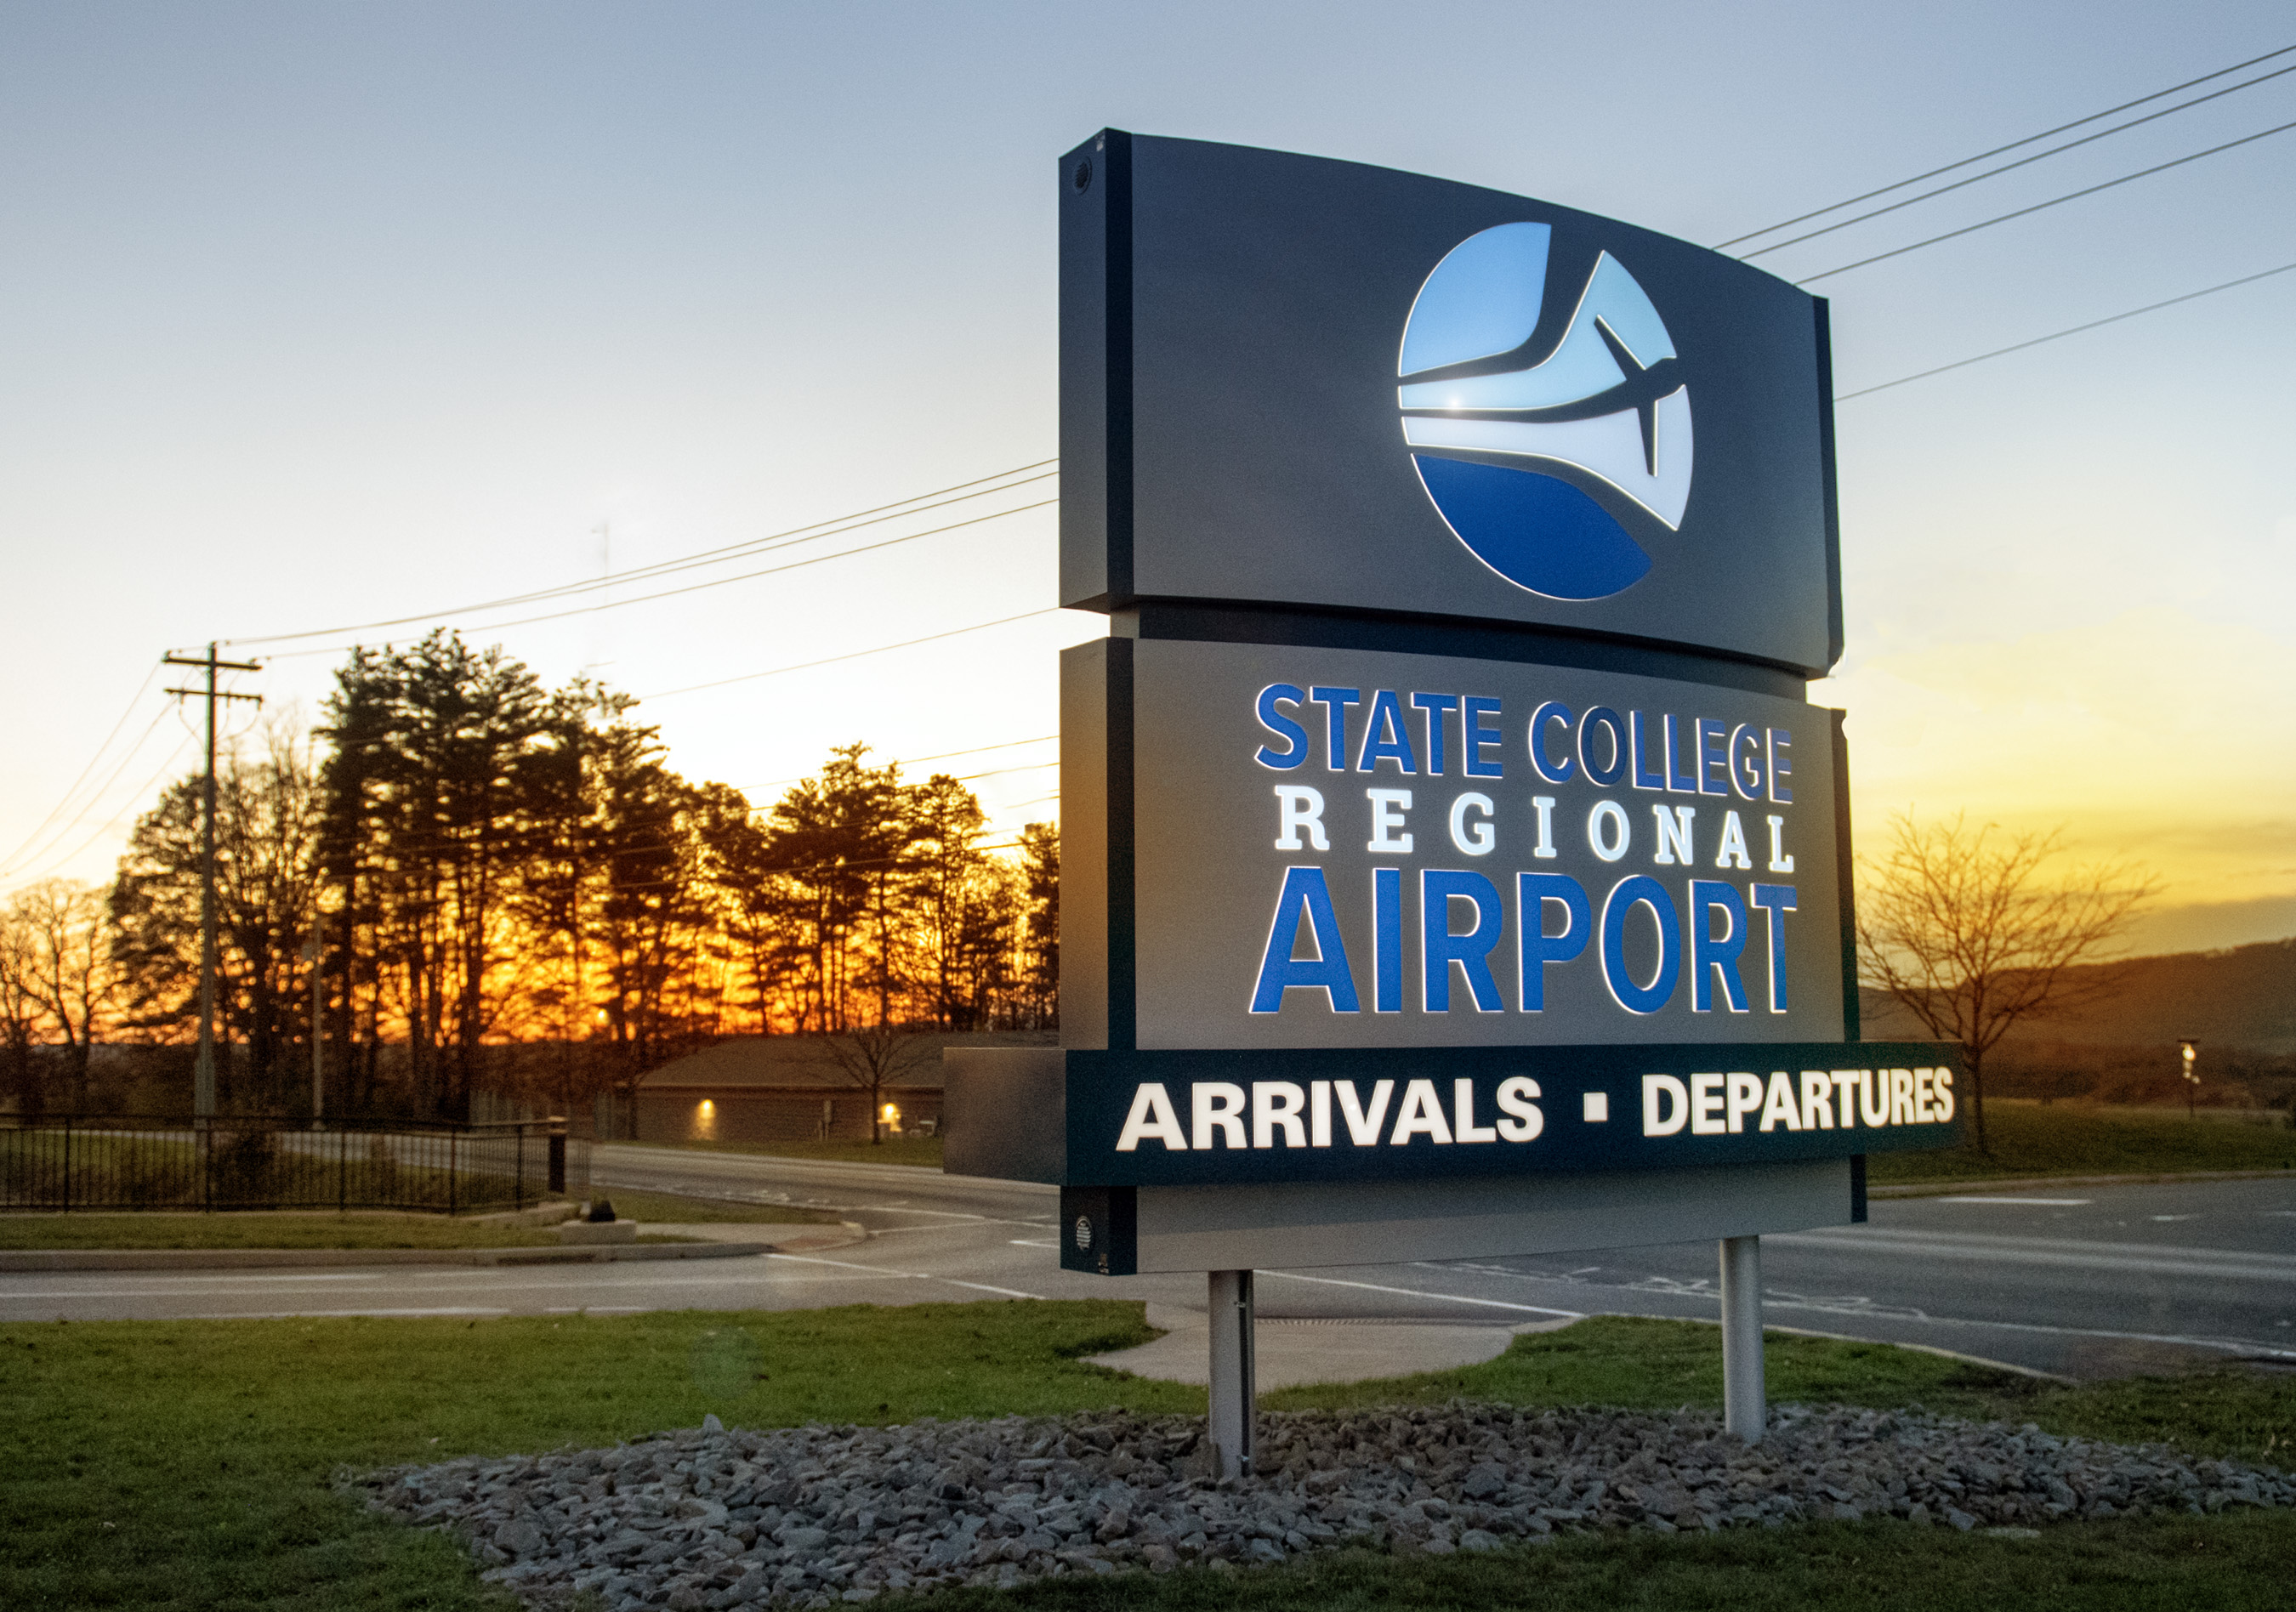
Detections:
[1398, 221, 1692, 600]
[1072, 1215, 1094, 1252]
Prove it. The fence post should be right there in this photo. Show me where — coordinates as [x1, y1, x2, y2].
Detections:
[548, 1121, 566, 1197]
[338, 1125, 349, 1214]
[62, 1117, 72, 1214]
[448, 1129, 457, 1217]
[514, 1124, 526, 1211]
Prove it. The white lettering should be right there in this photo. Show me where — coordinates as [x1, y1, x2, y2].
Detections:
[1453, 1077, 1499, 1142]
[1759, 1070, 1803, 1132]
[1447, 792, 1497, 856]
[1497, 1076, 1544, 1141]
[1367, 788, 1414, 854]
[1192, 1082, 1247, 1149]
[1934, 1067, 1956, 1121]
[1714, 810, 1753, 870]
[1691, 1072, 1728, 1135]
[1859, 1070, 1890, 1128]
[1765, 814, 1796, 873]
[1310, 1079, 1333, 1146]
[1831, 1070, 1863, 1130]
[1273, 786, 1329, 851]
[1799, 1070, 1835, 1130]
[1582, 1089, 1610, 1123]
[1726, 1071, 1764, 1133]
[1642, 1074, 1689, 1136]
[1531, 795, 1558, 859]
[1389, 1078, 1454, 1144]
[1252, 1081, 1307, 1148]
[1115, 1084, 1187, 1152]
[1588, 799, 1631, 862]
[1333, 1079, 1395, 1146]
[1651, 804, 1696, 866]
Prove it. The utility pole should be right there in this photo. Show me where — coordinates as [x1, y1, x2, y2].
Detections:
[164, 644, 262, 1121]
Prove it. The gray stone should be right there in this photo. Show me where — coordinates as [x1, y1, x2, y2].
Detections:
[344, 1397, 2293, 1608]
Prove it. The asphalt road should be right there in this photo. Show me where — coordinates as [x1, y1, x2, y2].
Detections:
[6, 1143, 2291, 1380]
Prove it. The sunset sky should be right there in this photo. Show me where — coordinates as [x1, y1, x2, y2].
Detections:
[3, 1, 2290, 957]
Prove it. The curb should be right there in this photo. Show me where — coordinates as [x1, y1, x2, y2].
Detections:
[0, 1219, 867, 1273]
[1870, 1166, 2294, 1199]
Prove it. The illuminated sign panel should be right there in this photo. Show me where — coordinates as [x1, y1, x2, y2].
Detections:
[942, 130, 1961, 1274]
[1060, 133, 1841, 675]
[1106, 639, 1845, 1050]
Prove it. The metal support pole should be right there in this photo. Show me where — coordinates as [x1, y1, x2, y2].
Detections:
[1719, 1235, 1765, 1442]
[1207, 1269, 1256, 1480]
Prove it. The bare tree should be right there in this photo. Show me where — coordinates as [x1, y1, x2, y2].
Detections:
[814, 1022, 935, 1144]
[1856, 812, 2157, 1151]
[12, 881, 128, 1111]
[0, 900, 50, 1116]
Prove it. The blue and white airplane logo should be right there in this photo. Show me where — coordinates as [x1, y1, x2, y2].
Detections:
[1399, 222, 1691, 600]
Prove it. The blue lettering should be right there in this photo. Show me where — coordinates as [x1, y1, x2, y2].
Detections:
[1373, 867, 1402, 1013]
[1517, 871, 1591, 1012]
[1730, 722, 1765, 800]
[1356, 690, 1420, 775]
[1600, 875, 1680, 1014]
[1751, 883, 1797, 1012]
[1464, 696, 1505, 777]
[1527, 701, 1576, 785]
[1253, 683, 1310, 770]
[1688, 879, 1751, 1012]
[1422, 869, 1504, 1012]
[1249, 867, 1361, 1013]
[1698, 718, 1730, 797]
[1579, 707, 1626, 787]
[1409, 692, 1459, 776]
[1308, 686, 1361, 773]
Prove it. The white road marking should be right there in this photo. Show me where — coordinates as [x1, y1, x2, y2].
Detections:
[1935, 1196, 2092, 1206]
[1259, 1269, 1580, 1318]
[759, 1251, 1042, 1302]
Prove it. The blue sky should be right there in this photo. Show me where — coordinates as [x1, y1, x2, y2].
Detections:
[3, 1, 2291, 953]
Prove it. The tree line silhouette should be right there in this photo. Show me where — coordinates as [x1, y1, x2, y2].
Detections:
[2, 631, 1056, 1121]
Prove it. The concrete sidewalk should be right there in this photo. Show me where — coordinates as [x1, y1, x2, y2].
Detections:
[1089, 1302, 1577, 1390]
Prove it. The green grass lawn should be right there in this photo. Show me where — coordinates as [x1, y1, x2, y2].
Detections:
[1872, 1098, 2296, 1186]
[4, 1303, 2290, 1611]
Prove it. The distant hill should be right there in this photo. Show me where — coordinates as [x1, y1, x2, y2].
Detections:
[1861, 936, 2295, 1052]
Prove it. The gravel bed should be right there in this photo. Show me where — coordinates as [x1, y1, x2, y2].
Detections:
[350, 1403, 2293, 1609]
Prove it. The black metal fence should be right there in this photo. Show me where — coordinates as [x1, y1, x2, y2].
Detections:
[0, 1115, 590, 1214]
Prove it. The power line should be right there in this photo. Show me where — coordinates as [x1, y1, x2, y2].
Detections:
[1718, 43, 2296, 249]
[253, 499, 1058, 663]
[638, 608, 1063, 701]
[1837, 258, 2296, 400]
[736, 734, 1058, 797]
[33, 732, 198, 883]
[222, 460, 1058, 649]
[1796, 115, 2296, 284]
[1742, 60, 2296, 259]
[0, 703, 177, 884]
[0, 661, 162, 877]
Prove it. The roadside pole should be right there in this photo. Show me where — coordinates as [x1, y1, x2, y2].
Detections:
[1207, 1269, 1256, 1479]
[1719, 1235, 1766, 1441]
[162, 644, 261, 1122]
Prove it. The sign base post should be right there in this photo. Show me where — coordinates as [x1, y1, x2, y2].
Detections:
[1719, 1235, 1765, 1441]
[1207, 1269, 1256, 1479]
